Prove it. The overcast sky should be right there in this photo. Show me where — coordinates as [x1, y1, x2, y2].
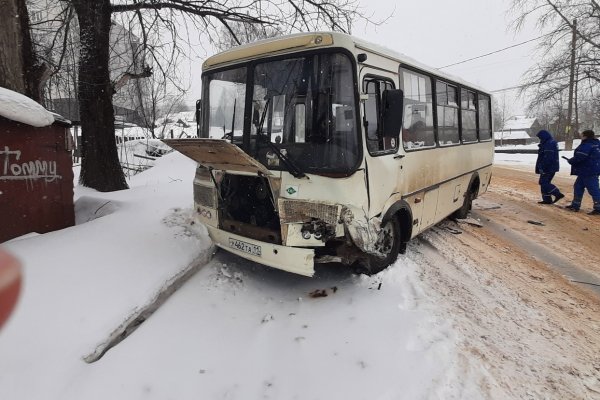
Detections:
[186, 0, 540, 116]
[352, 0, 541, 115]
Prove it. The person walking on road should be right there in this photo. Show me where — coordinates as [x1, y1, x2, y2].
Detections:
[535, 130, 564, 204]
[564, 129, 600, 214]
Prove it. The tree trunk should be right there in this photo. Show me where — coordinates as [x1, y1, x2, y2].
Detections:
[0, 0, 26, 93]
[0, 0, 42, 101]
[72, 0, 128, 192]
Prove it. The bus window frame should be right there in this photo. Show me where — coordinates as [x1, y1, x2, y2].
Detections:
[398, 64, 495, 151]
[460, 87, 478, 144]
[398, 65, 438, 152]
[435, 79, 461, 147]
[477, 93, 493, 142]
[362, 74, 398, 157]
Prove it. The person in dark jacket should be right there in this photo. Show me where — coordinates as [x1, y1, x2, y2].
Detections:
[564, 129, 600, 214]
[535, 130, 564, 204]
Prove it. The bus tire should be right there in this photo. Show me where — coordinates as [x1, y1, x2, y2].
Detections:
[353, 216, 402, 275]
[453, 189, 474, 219]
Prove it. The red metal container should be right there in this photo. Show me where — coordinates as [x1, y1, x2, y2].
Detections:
[0, 116, 74, 242]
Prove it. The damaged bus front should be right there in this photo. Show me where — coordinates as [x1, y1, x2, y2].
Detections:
[165, 34, 405, 277]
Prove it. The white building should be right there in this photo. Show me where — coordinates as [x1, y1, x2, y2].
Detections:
[495, 116, 541, 146]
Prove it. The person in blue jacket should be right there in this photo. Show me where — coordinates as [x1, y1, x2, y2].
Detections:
[564, 129, 600, 214]
[535, 130, 564, 204]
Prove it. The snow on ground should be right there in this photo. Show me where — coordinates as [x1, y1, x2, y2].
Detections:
[494, 142, 575, 174]
[0, 150, 471, 399]
[0, 153, 211, 399]
[116, 138, 173, 177]
[0, 146, 582, 399]
[57, 254, 471, 400]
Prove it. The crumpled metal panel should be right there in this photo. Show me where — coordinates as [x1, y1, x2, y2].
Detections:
[278, 199, 340, 225]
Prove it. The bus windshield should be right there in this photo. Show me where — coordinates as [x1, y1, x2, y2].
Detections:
[201, 52, 360, 174]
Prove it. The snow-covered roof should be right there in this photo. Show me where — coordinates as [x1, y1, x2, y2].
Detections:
[503, 117, 537, 131]
[494, 130, 532, 140]
[0, 87, 55, 127]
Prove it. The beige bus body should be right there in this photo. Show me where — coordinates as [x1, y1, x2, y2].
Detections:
[166, 32, 494, 277]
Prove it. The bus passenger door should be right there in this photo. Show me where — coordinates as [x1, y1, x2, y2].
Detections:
[361, 73, 401, 216]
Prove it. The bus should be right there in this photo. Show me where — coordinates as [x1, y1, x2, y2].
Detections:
[165, 32, 493, 277]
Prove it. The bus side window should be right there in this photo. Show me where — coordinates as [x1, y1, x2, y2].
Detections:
[400, 68, 435, 150]
[461, 89, 477, 143]
[363, 80, 379, 153]
[436, 81, 460, 146]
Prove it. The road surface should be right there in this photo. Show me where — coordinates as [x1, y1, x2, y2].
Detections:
[412, 164, 600, 398]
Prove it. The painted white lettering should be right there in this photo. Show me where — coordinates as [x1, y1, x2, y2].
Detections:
[2, 146, 21, 176]
[0, 146, 62, 182]
[10, 164, 22, 176]
[35, 160, 47, 176]
[47, 162, 57, 182]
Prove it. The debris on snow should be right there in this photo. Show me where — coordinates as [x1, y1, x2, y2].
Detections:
[261, 314, 274, 323]
[527, 220, 545, 226]
[309, 289, 328, 298]
[445, 226, 463, 234]
[456, 217, 484, 227]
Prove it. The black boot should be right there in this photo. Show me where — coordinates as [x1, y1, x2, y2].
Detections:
[538, 194, 553, 204]
[552, 193, 565, 203]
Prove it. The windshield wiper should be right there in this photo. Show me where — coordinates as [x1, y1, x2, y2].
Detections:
[255, 98, 307, 179]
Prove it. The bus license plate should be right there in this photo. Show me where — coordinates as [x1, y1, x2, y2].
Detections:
[229, 238, 262, 257]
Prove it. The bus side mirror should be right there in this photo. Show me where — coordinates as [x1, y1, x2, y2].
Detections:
[381, 89, 404, 138]
[195, 99, 202, 137]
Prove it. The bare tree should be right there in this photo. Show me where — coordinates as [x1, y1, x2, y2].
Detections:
[213, 21, 284, 52]
[510, 0, 600, 146]
[0, 0, 47, 102]
[61, 0, 372, 192]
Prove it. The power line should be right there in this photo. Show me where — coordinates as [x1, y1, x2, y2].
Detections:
[490, 84, 526, 93]
[438, 35, 548, 69]
[491, 74, 573, 93]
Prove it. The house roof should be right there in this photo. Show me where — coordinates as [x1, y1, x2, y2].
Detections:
[503, 117, 537, 131]
[494, 130, 532, 140]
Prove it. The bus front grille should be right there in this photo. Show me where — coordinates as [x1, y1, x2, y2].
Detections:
[279, 199, 341, 225]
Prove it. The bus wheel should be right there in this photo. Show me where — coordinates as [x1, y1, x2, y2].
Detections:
[354, 216, 402, 275]
[453, 190, 474, 219]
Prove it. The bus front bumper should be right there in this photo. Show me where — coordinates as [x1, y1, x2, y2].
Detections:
[206, 225, 315, 277]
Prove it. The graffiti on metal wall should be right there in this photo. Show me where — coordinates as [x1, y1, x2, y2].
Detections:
[0, 146, 62, 183]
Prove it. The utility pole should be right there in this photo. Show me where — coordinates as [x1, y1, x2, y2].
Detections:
[565, 19, 577, 150]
